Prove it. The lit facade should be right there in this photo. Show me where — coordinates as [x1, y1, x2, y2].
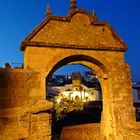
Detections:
[51, 73, 101, 103]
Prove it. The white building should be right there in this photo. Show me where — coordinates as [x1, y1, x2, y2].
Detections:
[50, 73, 101, 103]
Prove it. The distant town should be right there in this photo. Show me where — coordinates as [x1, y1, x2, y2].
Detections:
[46, 71, 140, 119]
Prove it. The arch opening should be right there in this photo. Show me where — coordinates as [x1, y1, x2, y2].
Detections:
[46, 64, 103, 139]
[45, 54, 108, 84]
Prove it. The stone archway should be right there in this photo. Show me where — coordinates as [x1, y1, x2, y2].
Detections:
[45, 54, 108, 82]
[20, 1, 138, 139]
[44, 54, 108, 139]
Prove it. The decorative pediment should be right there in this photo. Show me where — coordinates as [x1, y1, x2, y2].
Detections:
[20, 6, 127, 51]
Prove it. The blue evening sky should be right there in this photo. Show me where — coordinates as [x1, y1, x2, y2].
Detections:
[0, 0, 140, 82]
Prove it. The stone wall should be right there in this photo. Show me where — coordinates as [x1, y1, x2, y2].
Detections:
[61, 123, 101, 140]
[23, 46, 140, 139]
[0, 68, 52, 140]
[0, 68, 40, 108]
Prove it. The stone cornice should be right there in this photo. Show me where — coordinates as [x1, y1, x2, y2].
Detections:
[20, 41, 127, 51]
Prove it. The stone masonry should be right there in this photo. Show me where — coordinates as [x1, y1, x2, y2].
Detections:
[0, 68, 53, 140]
[0, 1, 140, 140]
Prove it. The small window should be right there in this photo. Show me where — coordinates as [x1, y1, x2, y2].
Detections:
[137, 90, 140, 100]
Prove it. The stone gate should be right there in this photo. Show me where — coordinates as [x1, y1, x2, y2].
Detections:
[0, 1, 140, 140]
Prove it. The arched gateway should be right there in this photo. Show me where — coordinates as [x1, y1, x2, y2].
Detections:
[19, 1, 139, 140]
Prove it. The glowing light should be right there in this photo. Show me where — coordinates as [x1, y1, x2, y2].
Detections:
[63, 91, 69, 98]
[56, 98, 61, 103]
[83, 99, 86, 102]
[71, 91, 81, 99]
[85, 92, 89, 97]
